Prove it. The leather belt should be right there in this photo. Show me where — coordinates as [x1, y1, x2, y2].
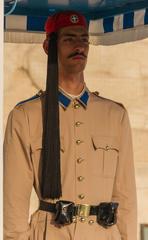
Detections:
[40, 200, 98, 216]
[39, 200, 119, 228]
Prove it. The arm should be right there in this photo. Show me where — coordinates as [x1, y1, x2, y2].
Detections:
[112, 108, 137, 240]
[4, 105, 33, 240]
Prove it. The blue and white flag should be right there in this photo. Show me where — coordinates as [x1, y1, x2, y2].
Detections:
[4, 0, 148, 45]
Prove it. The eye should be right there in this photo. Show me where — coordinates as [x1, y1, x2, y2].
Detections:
[64, 37, 74, 42]
[81, 38, 89, 44]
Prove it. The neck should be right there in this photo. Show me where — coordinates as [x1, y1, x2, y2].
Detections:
[59, 71, 85, 95]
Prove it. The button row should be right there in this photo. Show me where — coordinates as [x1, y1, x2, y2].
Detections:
[80, 218, 95, 225]
[73, 101, 86, 218]
[72, 217, 94, 224]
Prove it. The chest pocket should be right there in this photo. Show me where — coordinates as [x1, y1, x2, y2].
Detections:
[31, 136, 65, 153]
[92, 136, 119, 178]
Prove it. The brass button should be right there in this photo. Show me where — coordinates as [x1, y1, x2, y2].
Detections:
[72, 217, 77, 223]
[78, 194, 85, 199]
[105, 145, 110, 150]
[74, 103, 80, 109]
[94, 91, 99, 96]
[78, 176, 84, 181]
[75, 121, 82, 127]
[80, 217, 86, 222]
[77, 158, 84, 164]
[88, 219, 94, 225]
[37, 90, 43, 96]
[76, 140, 83, 145]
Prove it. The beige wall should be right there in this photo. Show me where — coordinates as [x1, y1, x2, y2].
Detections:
[4, 39, 148, 239]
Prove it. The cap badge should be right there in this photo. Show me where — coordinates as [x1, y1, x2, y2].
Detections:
[70, 15, 79, 24]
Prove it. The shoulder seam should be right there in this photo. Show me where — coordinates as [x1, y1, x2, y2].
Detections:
[15, 90, 43, 107]
[92, 93, 125, 109]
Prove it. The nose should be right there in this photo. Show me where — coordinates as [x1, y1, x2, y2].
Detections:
[74, 45, 85, 53]
[73, 39, 86, 52]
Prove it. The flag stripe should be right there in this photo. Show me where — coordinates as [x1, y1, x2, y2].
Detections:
[27, 16, 47, 31]
[103, 17, 114, 33]
[123, 12, 134, 29]
[144, 8, 148, 24]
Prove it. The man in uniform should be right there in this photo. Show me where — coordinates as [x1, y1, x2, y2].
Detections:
[4, 10, 137, 240]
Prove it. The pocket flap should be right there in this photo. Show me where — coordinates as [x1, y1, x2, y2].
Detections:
[31, 136, 65, 152]
[92, 136, 119, 151]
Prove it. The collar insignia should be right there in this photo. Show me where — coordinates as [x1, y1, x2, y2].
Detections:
[59, 88, 89, 109]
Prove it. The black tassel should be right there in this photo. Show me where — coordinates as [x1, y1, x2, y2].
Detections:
[41, 32, 62, 199]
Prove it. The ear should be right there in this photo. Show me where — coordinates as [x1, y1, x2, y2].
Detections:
[43, 38, 48, 55]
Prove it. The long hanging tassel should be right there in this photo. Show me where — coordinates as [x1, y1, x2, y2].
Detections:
[41, 32, 62, 199]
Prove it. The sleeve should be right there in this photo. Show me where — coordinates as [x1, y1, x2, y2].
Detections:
[112, 108, 137, 240]
[4, 105, 34, 240]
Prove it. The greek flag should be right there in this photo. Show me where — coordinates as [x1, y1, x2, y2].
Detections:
[4, 0, 148, 45]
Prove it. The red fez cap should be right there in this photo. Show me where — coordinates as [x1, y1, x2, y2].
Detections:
[45, 10, 87, 34]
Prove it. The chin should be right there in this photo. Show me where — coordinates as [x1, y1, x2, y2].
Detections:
[72, 65, 86, 73]
[72, 61, 87, 71]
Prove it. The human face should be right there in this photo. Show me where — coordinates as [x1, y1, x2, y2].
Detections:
[57, 26, 89, 74]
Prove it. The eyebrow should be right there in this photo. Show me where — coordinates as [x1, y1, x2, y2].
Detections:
[61, 33, 89, 37]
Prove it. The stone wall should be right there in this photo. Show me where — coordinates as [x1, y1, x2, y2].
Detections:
[4, 39, 148, 239]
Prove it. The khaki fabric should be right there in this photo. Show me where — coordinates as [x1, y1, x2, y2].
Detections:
[4, 87, 137, 240]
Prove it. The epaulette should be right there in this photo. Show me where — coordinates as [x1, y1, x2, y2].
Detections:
[16, 90, 44, 106]
[92, 92, 125, 109]
[92, 91, 100, 97]
[113, 101, 125, 108]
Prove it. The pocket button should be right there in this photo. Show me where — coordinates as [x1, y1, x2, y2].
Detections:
[88, 219, 94, 225]
[105, 145, 110, 150]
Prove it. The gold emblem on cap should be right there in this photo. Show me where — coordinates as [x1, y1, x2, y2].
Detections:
[70, 15, 79, 23]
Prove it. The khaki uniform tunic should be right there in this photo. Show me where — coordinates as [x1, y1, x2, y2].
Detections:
[4, 86, 137, 240]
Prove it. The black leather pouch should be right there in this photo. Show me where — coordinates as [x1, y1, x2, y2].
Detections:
[55, 200, 75, 225]
[97, 202, 118, 228]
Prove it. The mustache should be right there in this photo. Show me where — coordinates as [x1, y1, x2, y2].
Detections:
[68, 52, 87, 58]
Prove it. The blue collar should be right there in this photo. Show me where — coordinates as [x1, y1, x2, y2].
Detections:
[59, 88, 90, 109]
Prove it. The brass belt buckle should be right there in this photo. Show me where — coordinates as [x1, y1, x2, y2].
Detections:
[77, 204, 91, 222]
